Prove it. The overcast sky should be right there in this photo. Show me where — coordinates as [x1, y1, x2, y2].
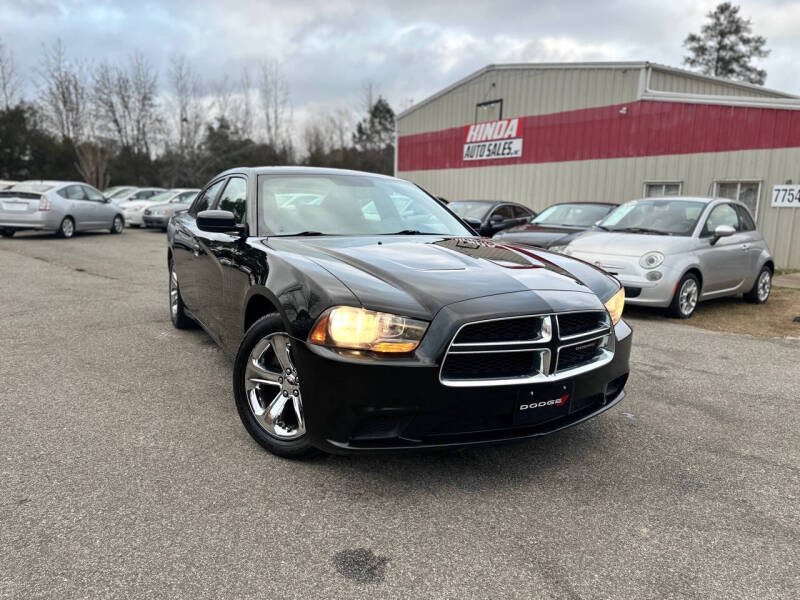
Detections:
[2, 0, 798, 124]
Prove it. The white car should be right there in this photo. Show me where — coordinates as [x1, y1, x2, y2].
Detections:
[109, 187, 166, 207]
[120, 188, 198, 227]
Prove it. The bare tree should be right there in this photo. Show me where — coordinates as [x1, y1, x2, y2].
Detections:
[75, 142, 111, 189]
[0, 38, 22, 110]
[92, 53, 160, 155]
[259, 60, 291, 149]
[166, 54, 204, 155]
[38, 40, 90, 142]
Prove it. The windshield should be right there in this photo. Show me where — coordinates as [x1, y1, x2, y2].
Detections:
[532, 203, 615, 227]
[147, 191, 174, 203]
[448, 201, 492, 221]
[10, 182, 54, 193]
[600, 199, 706, 236]
[108, 187, 134, 198]
[258, 174, 472, 236]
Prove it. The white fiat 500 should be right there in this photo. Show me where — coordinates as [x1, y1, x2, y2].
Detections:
[556, 197, 774, 318]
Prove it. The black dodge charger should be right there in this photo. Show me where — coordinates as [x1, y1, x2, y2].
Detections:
[167, 167, 631, 457]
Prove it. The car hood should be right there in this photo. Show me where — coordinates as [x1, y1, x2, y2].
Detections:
[147, 202, 188, 212]
[565, 231, 697, 257]
[493, 226, 584, 248]
[266, 235, 610, 319]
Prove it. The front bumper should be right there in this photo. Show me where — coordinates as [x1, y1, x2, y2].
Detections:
[291, 319, 632, 454]
[143, 214, 169, 228]
[123, 209, 145, 225]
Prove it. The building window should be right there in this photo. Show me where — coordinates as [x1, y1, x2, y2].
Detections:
[475, 99, 502, 123]
[714, 181, 761, 222]
[644, 182, 682, 197]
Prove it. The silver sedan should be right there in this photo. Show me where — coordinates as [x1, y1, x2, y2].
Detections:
[0, 180, 125, 239]
[557, 197, 774, 318]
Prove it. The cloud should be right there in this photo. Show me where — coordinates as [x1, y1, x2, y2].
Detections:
[0, 0, 797, 139]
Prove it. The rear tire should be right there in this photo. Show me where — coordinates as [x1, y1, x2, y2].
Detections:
[168, 261, 194, 329]
[667, 273, 700, 319]
[233, 315, 317, 459]
[57, 217, 75, 239]
[743, 265, 772, 304]
[110, 215, 124, 234]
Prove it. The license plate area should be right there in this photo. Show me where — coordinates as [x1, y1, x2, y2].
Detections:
[2, 202, 28, 211]
[513, 381, 574, 425]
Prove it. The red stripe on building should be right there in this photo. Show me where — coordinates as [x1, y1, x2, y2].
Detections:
[397, 101, 800, 171]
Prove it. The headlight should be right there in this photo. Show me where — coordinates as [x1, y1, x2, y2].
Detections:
[604, 287, 625, 325]
[309, 306, 428, 353]
[639, 251, 664, 269]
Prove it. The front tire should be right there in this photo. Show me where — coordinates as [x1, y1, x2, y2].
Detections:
[744, 266, 772, 304]
[110, 215, 124, 234]
[0, 228, 15, 238]
[667, 272, 700, 318]
[233, 315, 316, 458]
[168, 261, 193, 329]
[57, 217, 75, 239]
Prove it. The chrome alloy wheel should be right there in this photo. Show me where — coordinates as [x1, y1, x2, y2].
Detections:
[679, 278, 698, 316]
[61, 218, 74, 238]
[169, 267, 179, 318]
[244, 333, 305, 440]
[757, 269, 771, 302]
[113, 216, 124, 233]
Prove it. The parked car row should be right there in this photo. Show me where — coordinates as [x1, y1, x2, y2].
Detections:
[486, 197, 773, 319]
[0, 180, 200, 238]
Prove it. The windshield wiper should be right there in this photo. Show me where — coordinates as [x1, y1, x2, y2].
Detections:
[276, 231, 328, 236]
[609, 227, 671, 235]
[595, 225, 611, 231]
[380, 230, 441, 235]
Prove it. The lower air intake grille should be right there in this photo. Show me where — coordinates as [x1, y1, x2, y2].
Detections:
[557, 338, 605, 371]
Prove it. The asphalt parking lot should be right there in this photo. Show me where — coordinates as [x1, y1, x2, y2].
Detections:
[1, 228, 798, 600]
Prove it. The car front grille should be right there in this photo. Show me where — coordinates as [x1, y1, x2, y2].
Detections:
[440, 310, 613, 386]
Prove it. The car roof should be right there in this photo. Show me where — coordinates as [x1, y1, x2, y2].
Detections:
[547, 201, 619, 207]
[215, 166, 400, 181]
[633, 196, 715, 204]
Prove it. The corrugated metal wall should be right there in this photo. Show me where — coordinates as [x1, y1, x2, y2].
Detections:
[401, 148, 800, 268]
[399, 66, 643, 136]
[648, 69, 790, 99]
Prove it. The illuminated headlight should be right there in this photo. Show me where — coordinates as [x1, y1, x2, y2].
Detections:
[604, 288, 625, 325]
[309, 306, 428, 353]
[639, 251, 664, 269]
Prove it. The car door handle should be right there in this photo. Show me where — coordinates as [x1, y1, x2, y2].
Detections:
[741, 243, 750, 250]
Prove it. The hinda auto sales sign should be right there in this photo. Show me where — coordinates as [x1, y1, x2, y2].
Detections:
[463, 118, 524, 161]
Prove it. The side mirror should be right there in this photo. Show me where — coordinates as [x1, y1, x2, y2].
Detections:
[490, 214, 504, 224]
[463, 217, 482, 234]
[710, 224, 735, 245]
[197, 210, 247, 236]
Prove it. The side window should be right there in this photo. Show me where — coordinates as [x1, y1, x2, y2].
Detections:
[62, 185, 86, 200]
[216, 177, 247, 224]
[735, 205, 756, 231]
[493, 205, 514, 221]
[511, 205, 530, 218]
[191, 180, 225, 215]
[702, 204, 740, 236]
[83, 186, 104, 202]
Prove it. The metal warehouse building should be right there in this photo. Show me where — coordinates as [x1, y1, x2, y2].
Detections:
[395, 62, 800, 268]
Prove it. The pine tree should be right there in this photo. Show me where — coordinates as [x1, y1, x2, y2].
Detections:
[683, 2, 770, 85]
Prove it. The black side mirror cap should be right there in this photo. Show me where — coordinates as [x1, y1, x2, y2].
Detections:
[197, 210, 247, 236]
[463, 217, 482, 235]
[490, 214, 504, 224]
